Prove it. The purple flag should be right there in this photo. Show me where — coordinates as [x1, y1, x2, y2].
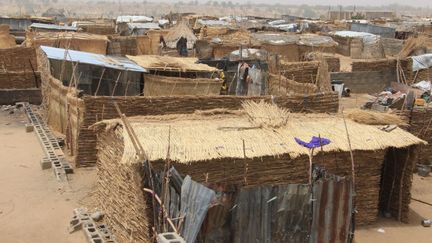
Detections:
[295, 136, 331, 149]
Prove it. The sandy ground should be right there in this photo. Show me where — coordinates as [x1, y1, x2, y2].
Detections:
[355, 175, 432, 242]
[0, 108, 96, 243]
[340, 93, 377, 110]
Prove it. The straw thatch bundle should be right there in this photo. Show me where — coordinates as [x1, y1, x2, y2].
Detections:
[345, 109, 407, 126]
[242, 100, 289, 128]
[398, 35, 432, 59]
[143, 74, 223, 96]
[165, 22, 197, 49]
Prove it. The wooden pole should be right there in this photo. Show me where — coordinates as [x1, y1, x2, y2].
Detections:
[94, 68, 106, 96]
[341, 108, 356, 188]
[111, 71, 122, 96]
[113, 102, 160, 232]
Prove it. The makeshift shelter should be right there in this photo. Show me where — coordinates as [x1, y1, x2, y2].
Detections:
[247, 33, 337, 62]
[38, 45, 339, 168]
[199, 58, 270, 95]
[398, 54, 432, 85]
[252, 33, 300, 61]
[164, 22, 197, 49]
[92, 103, 424, 242]
[0, 16, 53, 42]
[136, 29, 169, 55]
[0, 25, 17, 48]
[398, 36, 432, 59]
[38, 43, 339, 168]
[126, 23, 161, 36]
[25, 32, 109, 55]
[38, 46, 146, 155]
[116, 15, 153, 23]
[40, 46, 146, 96]
[331, 31, 385, 59]
[208, 30, 259, 59]
[268, 74, 318, 95]
[115, 15, 154, 35]
[107, 35, 139, 56]
[71, 21, 116, 35]
[0, 47, 40, 104]
[127, 55, 222, 96]
[29, 23, 78, 32]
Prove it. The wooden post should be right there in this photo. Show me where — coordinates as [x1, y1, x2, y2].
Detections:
[94, 68, 106, 96]
[111, 71, 122, 96]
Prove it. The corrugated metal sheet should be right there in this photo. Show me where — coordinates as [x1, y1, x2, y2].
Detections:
[40, 46, 147, 72]
[30, 23, 78, 31]
[180, 176, 216, 243]
[310, 177, 353, 243]
[199, 184, 237, 242]
[233, 184, 311, 243]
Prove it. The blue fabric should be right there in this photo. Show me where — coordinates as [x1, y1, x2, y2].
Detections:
[295, 136, 331, 149]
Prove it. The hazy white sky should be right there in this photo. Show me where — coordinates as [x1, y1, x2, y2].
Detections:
[182, 0, 431, 7]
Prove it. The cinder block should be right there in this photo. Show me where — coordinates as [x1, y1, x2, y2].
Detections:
[40, 157, 51, 170]
[157, 232, 186, 243]
[25, 124, 34, 133]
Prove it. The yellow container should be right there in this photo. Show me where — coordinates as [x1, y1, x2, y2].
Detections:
[415, 98, 426, 106]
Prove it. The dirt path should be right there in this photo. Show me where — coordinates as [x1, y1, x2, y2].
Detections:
[0, 109, 96, 243]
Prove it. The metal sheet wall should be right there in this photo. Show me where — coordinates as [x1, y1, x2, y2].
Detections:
[232, 184, 312, 243]
[310, 178, 353, 243]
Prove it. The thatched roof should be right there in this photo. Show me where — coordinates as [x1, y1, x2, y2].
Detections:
[93, 102, 425, 164]
[164, 22, 197, 49]
[127, 55, 219, 72]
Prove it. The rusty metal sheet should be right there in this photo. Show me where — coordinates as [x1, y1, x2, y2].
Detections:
[180, 176, 216, 243]
[310, 177, 353, 243]
[232, 184, 311, 243]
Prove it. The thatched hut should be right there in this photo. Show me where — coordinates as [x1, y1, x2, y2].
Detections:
[127, 55, 223, 96]
[164, 22, 197, 49]
[25, 31, 109, 55]
[0, 46, 40, 104]
[330, 31, 385, 59]
[37, 44, 339, 167]
[0, 25, 17, 48]
[92, 103, 424, 242]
